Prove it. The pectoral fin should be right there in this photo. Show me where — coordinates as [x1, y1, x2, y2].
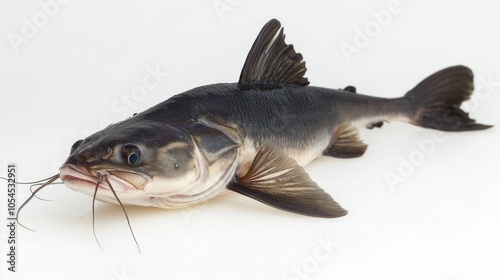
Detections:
[227, 146, 347, 218]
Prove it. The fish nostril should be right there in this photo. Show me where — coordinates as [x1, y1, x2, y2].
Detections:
[102, 147, 113, 160]
[86, 156, 97, 163]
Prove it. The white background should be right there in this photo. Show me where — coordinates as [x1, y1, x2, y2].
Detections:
[1, 1, 499, 279]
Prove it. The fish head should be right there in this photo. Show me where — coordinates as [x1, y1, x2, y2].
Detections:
[59, 119, 205, 207]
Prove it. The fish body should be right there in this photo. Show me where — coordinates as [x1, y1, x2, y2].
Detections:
[58, 19, 491, 218]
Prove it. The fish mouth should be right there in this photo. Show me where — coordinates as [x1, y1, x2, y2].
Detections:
[59, 164, 151, 196]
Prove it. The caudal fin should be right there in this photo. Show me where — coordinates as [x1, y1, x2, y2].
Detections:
[405, 65, 492, 131]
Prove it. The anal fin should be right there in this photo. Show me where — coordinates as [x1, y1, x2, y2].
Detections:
[324, 123, 368, 158]
[227, 146, 347, 218]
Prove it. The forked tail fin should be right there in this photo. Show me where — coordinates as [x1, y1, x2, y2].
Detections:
[405, 65, 492, 131]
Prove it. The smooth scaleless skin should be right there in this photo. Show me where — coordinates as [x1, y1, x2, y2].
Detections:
[57, 19, 491, 218]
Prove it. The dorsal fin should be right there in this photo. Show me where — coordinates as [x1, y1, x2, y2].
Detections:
[238, 19, 309, 89]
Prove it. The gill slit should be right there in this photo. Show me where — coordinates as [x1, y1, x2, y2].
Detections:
[190, 134, 209, 185]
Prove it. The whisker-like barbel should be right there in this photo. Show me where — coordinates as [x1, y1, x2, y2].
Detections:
[0, 175, 61, 185]
[16, 174, 60, 231]
[30, 182, 62, 201]
[90, 172, 141, 253]
[0, 175, 61, 202]
[103, 174, 141, 253]
[92, 174, 104, 252]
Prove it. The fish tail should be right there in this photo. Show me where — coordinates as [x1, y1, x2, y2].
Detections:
[405, 65, 492, 131]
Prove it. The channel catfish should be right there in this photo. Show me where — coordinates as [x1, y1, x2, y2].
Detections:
[21, 19, 491, 223]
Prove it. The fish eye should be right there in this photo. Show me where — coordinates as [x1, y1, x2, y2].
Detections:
[122, 144, 141, 166]
[70, 139, 83, 154]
